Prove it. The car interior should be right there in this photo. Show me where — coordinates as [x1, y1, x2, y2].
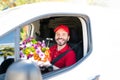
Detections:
[35, 16, 83, 62]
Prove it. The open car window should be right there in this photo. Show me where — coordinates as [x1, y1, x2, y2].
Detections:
[20, 16, 83, 61]
[19, 15, 91, 75]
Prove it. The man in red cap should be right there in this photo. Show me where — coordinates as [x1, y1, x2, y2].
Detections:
[50, 24, 76, 69]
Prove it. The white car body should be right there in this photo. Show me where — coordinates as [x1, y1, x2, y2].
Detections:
[0, 2, 120, 80]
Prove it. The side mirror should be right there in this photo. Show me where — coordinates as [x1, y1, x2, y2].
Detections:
[5, 60, 43, 80]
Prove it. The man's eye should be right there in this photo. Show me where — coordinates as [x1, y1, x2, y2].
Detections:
[62, 33, 66, 36]
[56, 34, 60, 36]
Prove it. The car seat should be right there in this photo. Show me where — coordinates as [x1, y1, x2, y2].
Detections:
[68, 27, 83, 61]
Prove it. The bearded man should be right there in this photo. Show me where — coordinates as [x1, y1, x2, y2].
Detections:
[50, 25, 76, 69]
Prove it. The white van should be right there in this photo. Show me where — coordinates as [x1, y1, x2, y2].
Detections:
[0, 2, 120, 80]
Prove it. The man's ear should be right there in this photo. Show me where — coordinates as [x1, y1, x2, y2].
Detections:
[67, 35, 70, 41]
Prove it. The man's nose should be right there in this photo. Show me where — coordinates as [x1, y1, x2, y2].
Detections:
[58, 34, 63, 38]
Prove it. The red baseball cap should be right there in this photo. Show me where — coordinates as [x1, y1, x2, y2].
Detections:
[54, 25, 70, 34]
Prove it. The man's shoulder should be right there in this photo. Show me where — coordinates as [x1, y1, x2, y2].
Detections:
[67, 44, 76, 55]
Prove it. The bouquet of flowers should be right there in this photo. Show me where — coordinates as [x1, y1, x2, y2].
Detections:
[20, 37, 51, 66]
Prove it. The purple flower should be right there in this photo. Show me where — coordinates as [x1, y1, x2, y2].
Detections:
[27, 54, 33, 59]
[20, 51, 24, 58]
[36, 50, 40, 54]
[34, 45, 38, 49]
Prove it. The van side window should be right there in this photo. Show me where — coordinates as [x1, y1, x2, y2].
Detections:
[18, 15, 91, 76]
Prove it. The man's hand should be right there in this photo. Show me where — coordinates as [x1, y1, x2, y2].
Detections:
[39, 61, 59, 70]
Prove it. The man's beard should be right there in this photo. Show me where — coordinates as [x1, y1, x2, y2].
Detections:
[56, 38, 68, 46]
